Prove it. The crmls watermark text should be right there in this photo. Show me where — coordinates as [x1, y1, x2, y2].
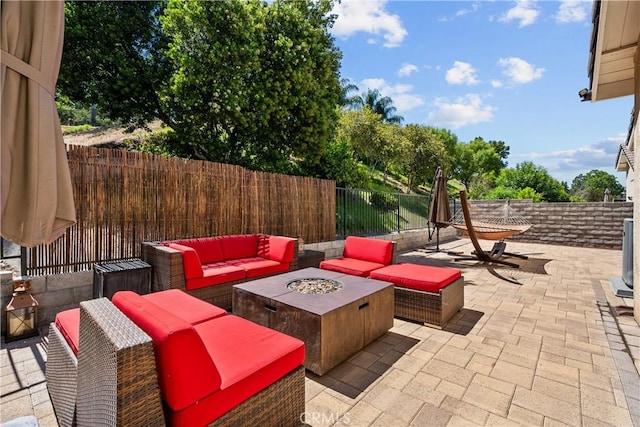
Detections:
[300, 411, 351, 425]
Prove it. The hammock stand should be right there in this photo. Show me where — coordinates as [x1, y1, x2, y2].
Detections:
[450, 190, 532, 268]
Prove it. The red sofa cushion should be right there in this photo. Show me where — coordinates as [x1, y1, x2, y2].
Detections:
[54, 308, 80, 356]
[166, 243, 204, 279]
[173, 237, 224, 265]
[319, 258, 386, 277]
[370, 263, 462, 293]
[343, 236, 393, 265]
[112, 291, 222, 411]
[170, 315, 305, 426]
[257, 235, 295, 263]
[219, 234, 259, 260]
[185, 263, 247, 291]
[226, 257, 289, 278]
[141, 289, 227, 324]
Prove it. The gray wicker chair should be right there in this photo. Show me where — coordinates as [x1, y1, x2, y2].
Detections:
[46, 298, 165, 426]
[46, 322, 79, 427]
[47, 297, 306, 426]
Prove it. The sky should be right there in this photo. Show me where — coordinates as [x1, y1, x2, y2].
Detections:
[328, 0, 633, 186]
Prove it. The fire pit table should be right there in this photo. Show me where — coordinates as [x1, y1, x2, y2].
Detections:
[233, 267, 394, 375]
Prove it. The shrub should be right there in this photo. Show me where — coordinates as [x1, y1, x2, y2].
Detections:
[369, 192, 397, 211]
[62, 124, 93, 135]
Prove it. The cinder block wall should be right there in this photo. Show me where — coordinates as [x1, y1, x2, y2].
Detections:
[1, 270, 92, 337]
[303, 227, 458, 260]
[468, 200, 634, 249]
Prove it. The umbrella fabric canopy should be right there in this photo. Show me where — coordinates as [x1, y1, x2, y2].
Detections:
[1, 0, 76, 247]
[428, 167, 451, 228]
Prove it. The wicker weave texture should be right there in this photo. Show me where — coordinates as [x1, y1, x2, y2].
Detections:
[76, 298, 165, 427]
[210, 366, 305, 426]
[142, 242, 185, 293]
[394, 277, 464, 328]
[46, 324, 78, 427]
[185, 283, 235, 310]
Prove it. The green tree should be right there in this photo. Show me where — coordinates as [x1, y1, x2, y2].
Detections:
[311, 137, 369, 188]
[339, 78, 361, 110]
[400, 125, 447, 192]
[353, 89, 404, 124]
[59, 0, 342, 172]
[428, 127, 458, 171]
[570, 170, 624, 202]
[338, 107, 385, 171]
[377, 124, 407, 185]
[484, 185, 542, 202]
[486, 139, 510, 168]
[162, 0, 342, 170]
[496, 162, 570, 202]
[451, 138, 504, 191]
[60, 1, 172, 129]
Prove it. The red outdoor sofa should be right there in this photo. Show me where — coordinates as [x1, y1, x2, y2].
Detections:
[141, 234, 298, 310]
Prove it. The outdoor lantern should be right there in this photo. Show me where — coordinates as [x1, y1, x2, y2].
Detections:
[5, 277, 39, 342]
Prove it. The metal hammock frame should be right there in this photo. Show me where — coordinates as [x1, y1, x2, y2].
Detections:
[451, 190, 531, 268]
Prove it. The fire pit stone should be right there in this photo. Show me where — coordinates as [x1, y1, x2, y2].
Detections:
[286, 278, 343, 294]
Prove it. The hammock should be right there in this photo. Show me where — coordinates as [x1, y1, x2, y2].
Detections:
[450, 190, 531, 268]
[449, 196, 532, 240]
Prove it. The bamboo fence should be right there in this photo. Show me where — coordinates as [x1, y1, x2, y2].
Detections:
[26, 146, 335, 275]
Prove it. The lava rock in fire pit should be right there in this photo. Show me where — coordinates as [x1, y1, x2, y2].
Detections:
[287, 278, 343, 294]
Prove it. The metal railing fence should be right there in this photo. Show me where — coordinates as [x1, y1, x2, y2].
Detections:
[335, 187, 459, 239]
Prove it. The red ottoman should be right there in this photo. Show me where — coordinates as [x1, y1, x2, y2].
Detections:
[370, 263, 464, 328]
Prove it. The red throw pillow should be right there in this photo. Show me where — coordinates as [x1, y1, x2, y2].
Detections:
[166, 243, 204, 279]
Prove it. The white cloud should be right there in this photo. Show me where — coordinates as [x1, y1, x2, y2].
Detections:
[360, 78, 424, 112]
[456, 3, 480, 17]
[555, 0, 589, 24]
[511, 134, 626, 181]
[427, 94, 496, 129]
[439, 2, 480, 22]
[398, 63, 418, 77]
[362, 78, 386, 89]
[499, 0, 540, 27]
[491, 80, 503, 88]
[446, 61, 480, 85]
[498, 57, 544, 84]
[332, 0, 407, 48]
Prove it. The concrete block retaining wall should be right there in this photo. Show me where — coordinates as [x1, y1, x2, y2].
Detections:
[303, 227, 458, 260]
[468, 200, 633, 250]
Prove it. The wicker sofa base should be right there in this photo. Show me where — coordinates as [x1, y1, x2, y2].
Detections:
[211, 365, 305, 426]
[142, 240, 298, 311]
[75, 298, 166, 426]
[394, 277, 464, 328]
[186, 282, 236, 311]
[46, 324, 78, 427]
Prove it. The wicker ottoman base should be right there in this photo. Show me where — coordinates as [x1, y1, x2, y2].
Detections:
[394, 277, 464, 328]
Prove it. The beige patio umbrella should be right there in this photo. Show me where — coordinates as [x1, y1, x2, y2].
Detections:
[1, 0, 76, 247]
[427, 166, 451, 251]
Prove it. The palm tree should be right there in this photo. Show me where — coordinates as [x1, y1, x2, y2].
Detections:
[339, 78, 361, 110]
[355, 88, 403, 124]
